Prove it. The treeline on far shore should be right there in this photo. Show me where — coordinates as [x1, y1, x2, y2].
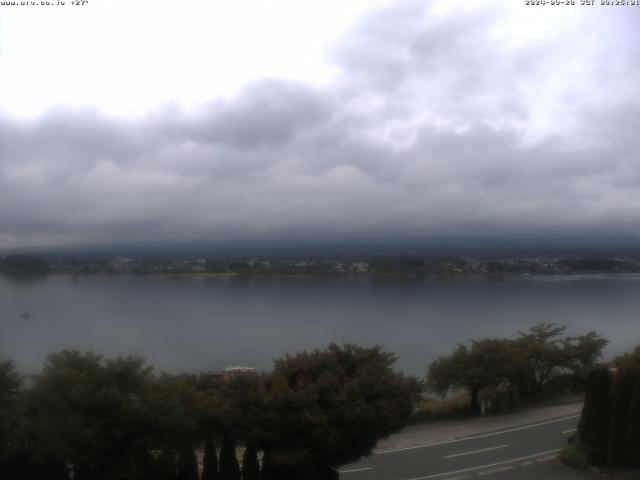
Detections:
[4, 254, 640, 277]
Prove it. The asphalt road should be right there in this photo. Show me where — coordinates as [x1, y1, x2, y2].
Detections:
[340, 414, 580, 480]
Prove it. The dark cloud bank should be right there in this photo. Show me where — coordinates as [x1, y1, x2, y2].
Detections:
[1, 1, 639, 255]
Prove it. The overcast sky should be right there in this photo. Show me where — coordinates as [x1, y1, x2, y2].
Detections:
[0, 0, 639, 250]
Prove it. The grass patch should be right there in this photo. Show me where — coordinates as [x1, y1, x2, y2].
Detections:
[409, 390, 584, 425]
[559, 445, 589, 471]
[410, 392, 471, 423]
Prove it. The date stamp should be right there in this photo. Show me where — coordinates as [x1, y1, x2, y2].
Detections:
[525, 0, 639, 5]
[0, 0, 89, 6]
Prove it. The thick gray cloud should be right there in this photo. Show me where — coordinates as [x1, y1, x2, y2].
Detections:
[1, 1, 639, 249]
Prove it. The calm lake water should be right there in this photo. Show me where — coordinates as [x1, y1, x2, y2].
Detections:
[1, 273, 638, 375]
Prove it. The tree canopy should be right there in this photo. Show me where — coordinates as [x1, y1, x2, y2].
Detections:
[427, 339, 516, 412]
[259, 344, 417, 475]
[578, 346, 640, 470]
[614, 345, 640, 377]
[1, 344, 417, 479]
[28, 351, 159, 480]
[427, 324, 607, 412]
[0, 360, 22, 474]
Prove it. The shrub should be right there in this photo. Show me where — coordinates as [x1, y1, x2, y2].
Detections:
[559, 446, 589, 471]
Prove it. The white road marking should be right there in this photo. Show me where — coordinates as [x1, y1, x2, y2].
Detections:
[339, 467, 373, 474]
[443, 444, 508, 459]
[536, 455, 557, 462]
[562, 428, 577, 434]
[402, 448, 562, 480]
[478, 466, 515, 476]
[375, 415, 580, 455]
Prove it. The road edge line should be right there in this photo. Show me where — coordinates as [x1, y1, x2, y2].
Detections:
[375, 415, 579, 454]
[405, 448, 561, 480]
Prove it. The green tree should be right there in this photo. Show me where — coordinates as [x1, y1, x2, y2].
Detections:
[578, 370, 597, 446]
[585, 367, 611, 466]
[148, 373, 202, 454]
[219, 431, 240, 480]
[201, 431, 219, 480]
[28, 351, 158, 480]
[605, 372, 634, 466]
[427, 339, 515, 413]
[156, 449, 178, 480]
[578, 346, 640, 468]
[261, 450, 294, 480]
[615, 345, 640, 377]
[514, 323, 572, 398]
[624, 381, 640, 467]
[0, 360, 23, 478]
[615, 345, 640, 467]
[513, 324, 606, 398]
[260, 344, 416, 478]
[176, 447, 198, 480]
[260, 450, 276, 480]
[211, 373, 267, 480]
[566, 331, 609, 381]
[429, 325, 607, 413]
[214, 374, 267, 447]
[241, 443, 260, 480]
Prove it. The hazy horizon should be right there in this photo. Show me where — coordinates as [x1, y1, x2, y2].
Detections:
[4, 233, 640, 260]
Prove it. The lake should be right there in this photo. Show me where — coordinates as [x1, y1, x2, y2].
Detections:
[0, 273, 638, 375]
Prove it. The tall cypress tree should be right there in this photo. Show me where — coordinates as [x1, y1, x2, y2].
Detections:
[9, 450, 69, 480]
[578, 369, 597, 446]
[219, 431, 241, 480]
[137, 451, 157, 480]
[177, 447, 199, 480]
[260, 450, 275, 480]
[606, 373, 633, 466]
[586, 367, 611, 466]
[48, 458, 71, 480]
[202, 432, 219, 480]
[73, 462, 94, 480]
[624, 380, 640, 467]
[156, 450, 178, 480]
[259, 450, 296, 480]
[241, 443, 260, 480]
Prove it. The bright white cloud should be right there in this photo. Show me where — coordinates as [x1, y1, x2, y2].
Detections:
[0, 0, 392, 116]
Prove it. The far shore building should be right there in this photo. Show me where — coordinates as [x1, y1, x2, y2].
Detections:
[222, 366, 257, 381]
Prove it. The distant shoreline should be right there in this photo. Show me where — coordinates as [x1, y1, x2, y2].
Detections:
[6, 270, 640, 280]
[4, 253, 640, 278]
